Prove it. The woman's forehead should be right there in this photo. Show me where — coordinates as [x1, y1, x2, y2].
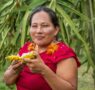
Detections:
[31, 11, 52, 23]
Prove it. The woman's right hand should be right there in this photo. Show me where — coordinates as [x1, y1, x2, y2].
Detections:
[8, 60, 23, 74]
[4, 61, 23, 85]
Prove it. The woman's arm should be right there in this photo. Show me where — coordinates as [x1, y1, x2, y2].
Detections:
[24, 52, 78, 90]
[42, 58, 78, 90]
[4, 61, 22, 85]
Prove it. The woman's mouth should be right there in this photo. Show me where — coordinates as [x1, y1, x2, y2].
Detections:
[35, 36, 45, 40]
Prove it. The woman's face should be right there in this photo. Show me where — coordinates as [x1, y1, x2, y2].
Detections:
[30, 11, 59, 46]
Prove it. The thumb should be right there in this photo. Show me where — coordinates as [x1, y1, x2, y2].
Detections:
[33, 50, 41, 59]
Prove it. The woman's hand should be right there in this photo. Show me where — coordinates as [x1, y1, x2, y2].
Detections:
[4, 60, 23, 85]
[23, 52, 46, 74]
[8, 60, 23, 74]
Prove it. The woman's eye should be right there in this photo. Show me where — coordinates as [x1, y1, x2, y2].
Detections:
[32, 25, 37, 28]
[42, 24, 49, 27]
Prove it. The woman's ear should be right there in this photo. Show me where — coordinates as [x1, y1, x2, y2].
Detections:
[54, 26, 59, 36]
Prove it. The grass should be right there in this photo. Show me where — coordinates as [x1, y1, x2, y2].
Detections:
[0, 63, 95, 90]
[0, 63, 16, 90]
[78, 64, 95, 90]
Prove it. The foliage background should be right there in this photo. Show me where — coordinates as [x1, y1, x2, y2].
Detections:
[0, 0, 95, 90]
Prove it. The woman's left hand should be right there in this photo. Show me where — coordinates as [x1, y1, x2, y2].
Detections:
[23, 52, 46, 74]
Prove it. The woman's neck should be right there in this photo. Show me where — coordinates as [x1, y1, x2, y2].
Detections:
[35, 40, 58, 53]
[36, 44, 49, 53]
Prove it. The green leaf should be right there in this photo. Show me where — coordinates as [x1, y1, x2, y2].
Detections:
[56, 5, 95, 69]
[0, 28, 10, 49]
[57, 0, 89, 21]
[48, 0, 56, 11]
[21, 11, 30, 46]
[0, 0, 14, 14]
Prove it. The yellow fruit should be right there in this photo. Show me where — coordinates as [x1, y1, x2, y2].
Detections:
[5, 55, 22, 61]
[21, 52, 36, 59]
[5, 51, 37, 62]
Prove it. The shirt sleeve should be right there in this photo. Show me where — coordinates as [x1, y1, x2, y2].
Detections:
[52, 42, 81, 67]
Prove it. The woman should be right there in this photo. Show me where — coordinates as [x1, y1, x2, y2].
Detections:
[4, 6, 80, 90]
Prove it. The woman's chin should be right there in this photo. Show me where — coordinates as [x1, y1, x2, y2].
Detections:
[35, 41, 45, 46]
[34, 41, 49, 47]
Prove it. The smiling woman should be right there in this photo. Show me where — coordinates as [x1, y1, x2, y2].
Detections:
[4, 6, 80, 90]
[29, 7, 59, 47]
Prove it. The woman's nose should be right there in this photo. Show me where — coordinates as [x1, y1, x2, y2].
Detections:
[36, 26, 42, 33]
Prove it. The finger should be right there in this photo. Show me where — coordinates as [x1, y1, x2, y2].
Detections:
[12, 62, 22, 70]
[33, 51, 41, 58]
[26, 63, 34, 67]
[11, 60, 20, 65]
[23, 58, 32, 63]
[35, 45, 38, 51]
[32, 70, 40, 73]
[30, 68, 41, 73]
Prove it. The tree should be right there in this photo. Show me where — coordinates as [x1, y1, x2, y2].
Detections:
[0, 0, 95, 84]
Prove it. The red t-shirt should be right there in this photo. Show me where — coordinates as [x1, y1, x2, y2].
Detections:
[16, 42, 80, 90]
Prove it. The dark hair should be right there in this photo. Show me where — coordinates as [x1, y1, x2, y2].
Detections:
[29, 6, 59, 27]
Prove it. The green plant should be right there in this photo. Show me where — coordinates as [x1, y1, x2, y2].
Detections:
[0, 0, 95, 84]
